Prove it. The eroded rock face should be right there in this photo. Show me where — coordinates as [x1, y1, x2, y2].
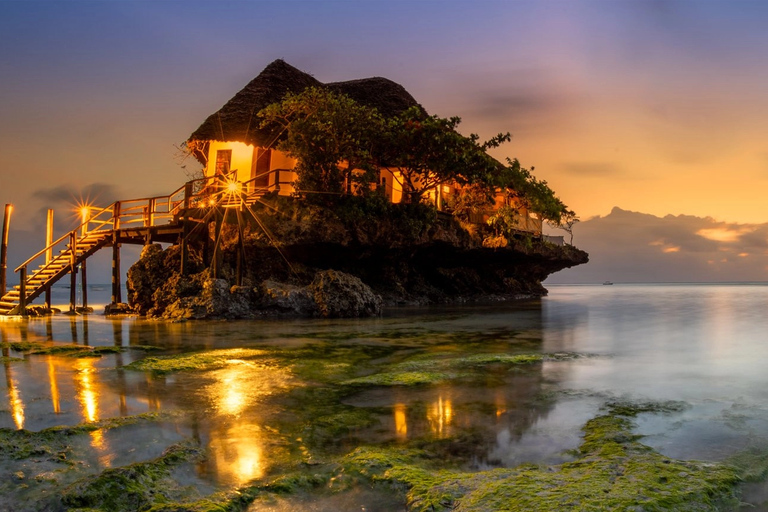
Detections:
[254, 280, 318, 316]
[310, 270, 382, 318]
[128, 263, 383, 320]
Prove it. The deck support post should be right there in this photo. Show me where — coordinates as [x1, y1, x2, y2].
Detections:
[236, 206, 245, 286]
[211, 209, 223, 280]
[18, 266, 26, 316]
[111, 232, 122, 305]
[0, 204, 12, 297]
[69, 232, 76, 314]
[180, 217, 189, 276]
[44, 209, 54, 310]
[81, 260, 88, 309]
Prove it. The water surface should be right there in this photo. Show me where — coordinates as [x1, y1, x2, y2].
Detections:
[2, 284, 768, 510]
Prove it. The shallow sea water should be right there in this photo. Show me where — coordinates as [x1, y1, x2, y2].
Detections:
[2, 284, 768, 510]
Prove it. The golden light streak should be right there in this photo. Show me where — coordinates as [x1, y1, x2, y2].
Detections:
[47, 356, 61, 414]
[394, 403, 408, 440]
[75, 359, 98, 422]
[662, 246, 680, 253]
[5, 370, 24, 429]
[427, 395, 454, 438]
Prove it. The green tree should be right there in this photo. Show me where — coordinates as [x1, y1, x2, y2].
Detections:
[259, 88, 384, 195]
[378, 107, 510, 203]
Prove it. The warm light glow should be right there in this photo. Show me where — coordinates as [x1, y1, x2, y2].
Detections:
[394, 403, 408, 440]
[209, 198, 216, 207]
[47, 356, 61, 414]
[427, 395, 453, 438]
[5, 370, 24, 429]
[662, 246, 680, 253]
[75, 359, 98, 422]
[696, 227, 752, 243]
[208, 424, 265, 486]
[226, 181, 240, 193]
[739, 252, 749, 258]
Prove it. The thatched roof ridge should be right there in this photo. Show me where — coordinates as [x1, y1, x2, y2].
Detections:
[187, 59, 421, 148]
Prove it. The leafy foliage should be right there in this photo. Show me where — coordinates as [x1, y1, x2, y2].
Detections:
[259, 89, 576, 227]
[379, 107, 509, 203]
[259, 87, 385, 195]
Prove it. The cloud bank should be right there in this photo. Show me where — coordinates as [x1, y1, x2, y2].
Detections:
[548, 207, 768, 283]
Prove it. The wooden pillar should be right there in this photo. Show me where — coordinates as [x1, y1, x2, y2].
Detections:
[80, 260, 88, 309]
[0, 204, 12, 297]
[18, 266, 26, 316]
[180, 217, 189, 276]
[236, 208, 245, 286]
[44, 209, 54, 309]
[111, 232, 122, 305]
[69, 232, 76, 314]
[211, 208, 223, 279]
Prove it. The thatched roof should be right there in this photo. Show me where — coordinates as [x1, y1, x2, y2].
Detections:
[187, 59, 421, 151]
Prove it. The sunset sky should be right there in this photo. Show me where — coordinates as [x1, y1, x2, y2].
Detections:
[2, 1, 768, 281]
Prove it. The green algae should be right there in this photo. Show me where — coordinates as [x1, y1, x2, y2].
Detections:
[0, 412, 178, 461]
[0, 356, 23, 363]
[2, 341, 124, 358]
[338, 402, 742, 512]
[61, 441, 204, 512]
[124, 348, 269, 375]
[340, 351, 547, 387]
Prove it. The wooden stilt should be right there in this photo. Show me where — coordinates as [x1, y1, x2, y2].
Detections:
[236, 207, 245, 286]
[19, 266, 26, 316]
[111, 233, 122, 305]
[69, 232, 76, 313]
[81, 260, 88, 309]
[180, 216, 189, 276]
[212, 209, 223, 279]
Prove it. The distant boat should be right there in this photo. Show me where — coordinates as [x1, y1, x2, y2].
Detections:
[603, 281, 614, 285]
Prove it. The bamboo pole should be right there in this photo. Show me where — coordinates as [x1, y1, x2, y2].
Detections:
[0, 204, 12, 297]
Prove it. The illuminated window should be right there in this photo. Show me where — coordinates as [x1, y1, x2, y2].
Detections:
[216, 149, 232, 175]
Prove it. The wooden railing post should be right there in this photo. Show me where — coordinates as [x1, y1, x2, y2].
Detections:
[148, 198, 156, 227]
[184, 181, 192, 210]
[18, 265, 26, 316]
[113, 202, 121, 231]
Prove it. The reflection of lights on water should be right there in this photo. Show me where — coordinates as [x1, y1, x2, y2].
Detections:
[90, 429, 113, 468]
[427, 395, 453, 438]
[208, 424, 264, 486]
[217, 361, 249, 416]
[75, 359, 98, 422]
[394, 403, 408, 440]
[47, 356, 61, 414]
[6, 373, 24, 429]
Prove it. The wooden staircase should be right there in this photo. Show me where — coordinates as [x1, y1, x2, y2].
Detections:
[0, 231, 112, 315]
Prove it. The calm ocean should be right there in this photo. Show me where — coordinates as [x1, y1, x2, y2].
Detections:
[2, 283, 768, 509]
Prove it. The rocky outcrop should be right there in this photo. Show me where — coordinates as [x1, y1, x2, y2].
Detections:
[124, 197, 588, 319]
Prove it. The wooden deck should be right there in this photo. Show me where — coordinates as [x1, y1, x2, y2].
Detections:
[0, 169, 280, 315]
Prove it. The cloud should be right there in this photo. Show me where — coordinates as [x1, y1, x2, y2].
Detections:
[32, 182, 120, 207]
[561, 162, 624, 177]
[547, 207, 768, 283]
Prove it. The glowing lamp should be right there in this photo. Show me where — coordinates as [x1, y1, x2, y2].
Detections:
[226, 181, 240, 193]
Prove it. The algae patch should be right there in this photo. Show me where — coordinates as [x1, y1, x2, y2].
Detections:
[124, 348, 270, 375]
[61, 441, 204, 512]
[340, 402, 741, 511]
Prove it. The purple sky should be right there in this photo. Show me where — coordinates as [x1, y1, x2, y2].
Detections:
[2, 1, 768, 282]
